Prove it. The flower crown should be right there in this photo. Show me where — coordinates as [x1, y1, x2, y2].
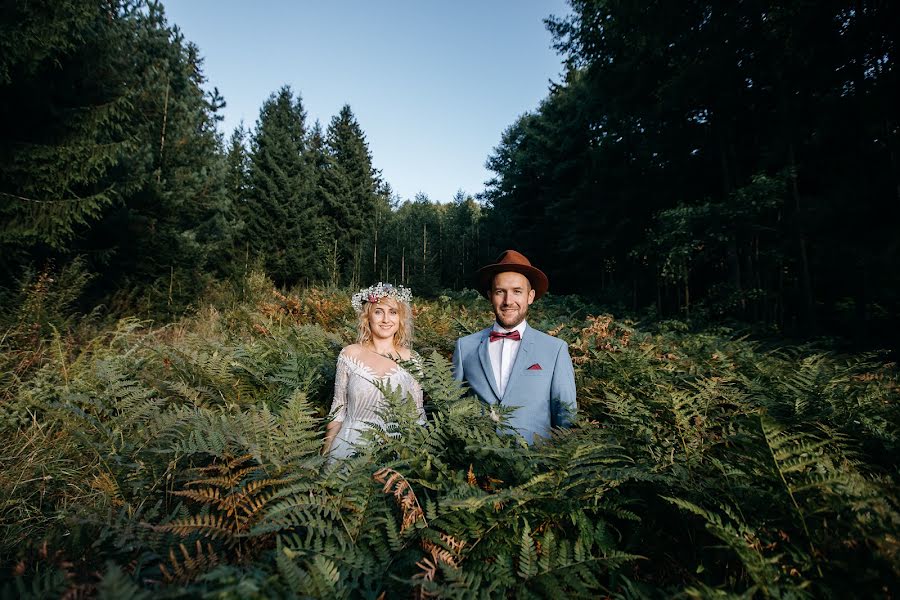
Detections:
[351, 282, 412, 312]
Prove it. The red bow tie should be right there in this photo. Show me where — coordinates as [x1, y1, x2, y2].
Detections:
[489, 330, 521, 342]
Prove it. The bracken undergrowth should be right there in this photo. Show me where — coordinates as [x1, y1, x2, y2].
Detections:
[1, 272, 898, 598]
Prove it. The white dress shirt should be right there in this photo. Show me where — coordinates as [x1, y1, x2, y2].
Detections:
[489, 320, 527, 397]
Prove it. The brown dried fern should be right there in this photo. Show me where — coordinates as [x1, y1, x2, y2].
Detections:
[374, 467, 427, 532]
[157, 453, 286, 572]
[466, 463, 504, 492]
[159, 540, 220, 584]
[373, 467, 466, 596]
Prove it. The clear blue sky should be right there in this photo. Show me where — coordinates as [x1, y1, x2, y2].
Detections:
[162, 1, 571, 203]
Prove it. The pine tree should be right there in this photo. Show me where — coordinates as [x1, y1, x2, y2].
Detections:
[80, 3, 230, 308]
[226, 123, 252, 274]
[245, 86, 326, 286]
[324, 105, 381, 286]
[442, 191, 483, 289]
[308, 120, 344, 286]
[0, 0, 140, 267]
[0, 0, 230, 311]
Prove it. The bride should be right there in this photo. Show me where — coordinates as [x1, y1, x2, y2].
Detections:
[322, 283, 424, 458]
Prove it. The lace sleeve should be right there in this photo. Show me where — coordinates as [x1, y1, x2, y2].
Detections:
[328, 353, 349, 423]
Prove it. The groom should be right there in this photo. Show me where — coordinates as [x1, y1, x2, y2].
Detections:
[452, 250, 577, 443]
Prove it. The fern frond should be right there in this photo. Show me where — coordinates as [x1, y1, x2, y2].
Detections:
[158, 540, 220, 584]
[96, 562, 149, 599]
[517, 520, 537, 579]
[374, 467, 427, 532]
[157, 514, 237, 543]
[664, 495, 785, 593]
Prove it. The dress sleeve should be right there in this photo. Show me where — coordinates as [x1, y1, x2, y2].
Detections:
[328, 353, 350, 423]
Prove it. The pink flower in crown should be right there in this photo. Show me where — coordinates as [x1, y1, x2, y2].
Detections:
[367, 293, 379, 304]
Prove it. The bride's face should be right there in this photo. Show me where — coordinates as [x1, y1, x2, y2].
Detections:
[368, 298, 400, 341]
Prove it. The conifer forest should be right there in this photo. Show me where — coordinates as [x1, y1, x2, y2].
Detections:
[1, 1, 899, 597]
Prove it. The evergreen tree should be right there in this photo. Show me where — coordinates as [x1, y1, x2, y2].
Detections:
[384, 194, 442, 293]
[80, 3, 230, 308]
[309, 120, 345, 286]
[245, 86, 325, 285]
[324, 105, 381, 286]
[226, 122, 251, 273]
[442, 191, 483, 289]
[0, 0, 230, 313]
[368, 180, 395, 284]
[485, 0, 900, 344]
[0, 0, 140, 270]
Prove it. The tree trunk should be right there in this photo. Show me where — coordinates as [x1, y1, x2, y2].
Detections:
[788, 143, 815, 335]
[373, 212, 378, 277]
[855, 261, 868, 344]
[726, 238, 743, 310]
[719, 128, 744, 311]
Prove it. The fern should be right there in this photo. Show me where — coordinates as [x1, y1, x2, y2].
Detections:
[664, 495, 800, 597]
[276, 541, 356, 599]
[159, 540, 220, 585]
[374, 467, 428, 532]
[2, 286, 898, 597]
[96, 562, 149, 599]
[152, 453, 290, 584]
[517, 520, 538, 579]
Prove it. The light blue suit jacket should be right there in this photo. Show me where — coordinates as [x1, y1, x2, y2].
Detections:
[452, 325, 577, 443]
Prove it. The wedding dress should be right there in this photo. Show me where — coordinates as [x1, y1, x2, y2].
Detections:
[327, 346, 424, 459]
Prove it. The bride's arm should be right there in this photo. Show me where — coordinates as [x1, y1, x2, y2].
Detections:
[322, 353, 350, 454]
[322, 420, 342, 454]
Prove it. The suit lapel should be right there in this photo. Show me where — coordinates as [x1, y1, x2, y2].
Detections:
[501, 329, 533, 402]
[477, 329, 502, 401]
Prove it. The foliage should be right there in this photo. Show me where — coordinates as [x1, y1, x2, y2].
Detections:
[321, 105, 383, 287]
[241, 85, 326, 285]
[1, 0, 899, 595]
[1, 0, 230, 317]
[4, 0, 897, 352]
[486, 0, 900, 344]
[1, 278, 897, 597]
[0, 0, 139, 252]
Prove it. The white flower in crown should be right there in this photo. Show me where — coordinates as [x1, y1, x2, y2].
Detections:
[351, 282, 413, 312]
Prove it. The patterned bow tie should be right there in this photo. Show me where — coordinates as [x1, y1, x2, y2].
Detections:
[489, 330, 521, 342]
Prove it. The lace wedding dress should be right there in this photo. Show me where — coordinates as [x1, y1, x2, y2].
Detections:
[327, 346, 424, 459]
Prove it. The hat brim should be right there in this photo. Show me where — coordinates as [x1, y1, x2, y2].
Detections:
[477, 264, 549, 300]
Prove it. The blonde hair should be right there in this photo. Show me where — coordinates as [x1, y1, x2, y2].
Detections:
[356, 297, 414, 348]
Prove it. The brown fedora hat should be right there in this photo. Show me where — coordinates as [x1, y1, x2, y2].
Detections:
[477, 249, 549, 300]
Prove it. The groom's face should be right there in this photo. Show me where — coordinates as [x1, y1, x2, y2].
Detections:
[490, 271, 535, 329]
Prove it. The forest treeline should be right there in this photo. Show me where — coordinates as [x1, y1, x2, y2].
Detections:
[486, 0, 900, 346]
[0, 0, 488, 314]
[1, 0, 899, 348]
